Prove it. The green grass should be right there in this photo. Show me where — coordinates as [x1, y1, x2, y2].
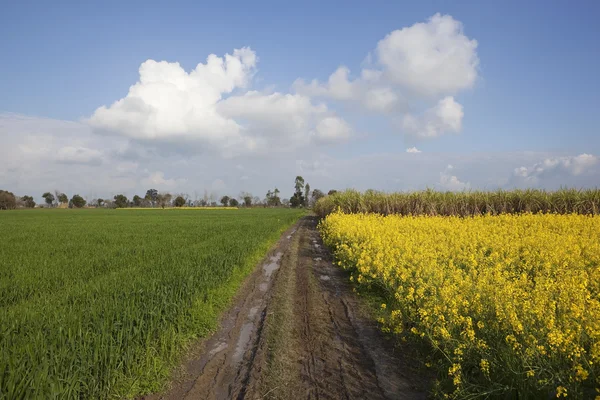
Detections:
[0, 208, 304, 399]
[314, 188, 600, 218]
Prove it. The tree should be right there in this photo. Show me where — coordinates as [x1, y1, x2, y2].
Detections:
[290, 176, 305, 208]
[0, 190, 17, 210]
[220, 195, 230, 207]
[289, 195, 303, 208]
[311, 189, 325, 206]
[58, 193, 68, 205]
[97, 198, 104, 208]
[273, 188, 281, 206]
[174, 196, 186, 207]
[132, 195, 142, 207]
[42, 192, 55, 207]
[21, 195, 36, 208]
[229, 198, 239, 207]
[145, 189, 158, 207]
[156, 193, 172, 209]
[243, 194, 252, 207]
[113, 194, 129, 208]
[304, 183, 311, 207]
[327, 189, 338, 196]
[70, 194, 86, 208]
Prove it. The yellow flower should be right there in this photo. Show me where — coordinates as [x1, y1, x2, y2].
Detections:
[319, 211, 600, 397]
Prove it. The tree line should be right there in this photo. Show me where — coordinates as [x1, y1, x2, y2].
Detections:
[0, 176, 336, 210]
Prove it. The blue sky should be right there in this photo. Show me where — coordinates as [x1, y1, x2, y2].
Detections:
[1, 1, 598, 201]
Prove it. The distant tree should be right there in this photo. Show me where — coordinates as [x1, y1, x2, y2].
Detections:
[289, 195, 302, 208]
[57, 193, 68, 205]
[132, 195, 142, 207]
[281, 198, 289, 207]
[42, 192, 55, 207]
[156, 193, 172, 209]
[327, 189, 338, 196]
[220, 195, 230, 207]
[145, 189, 158, 207]
[174, 196, 186, 207]
[21, 195, 36, 208]
[243, 195, 252, 207]
[210, 201, 217, 207]
[304, 183, 311, 207]
[0, 190, 17, 210]
[252, 196, 261, 206]
[266, 188, 282, 207]
[290, 176, 305, 208]
[311, 189, 325, 206]
[273, 188, 281, 206]
[113, 194, 129, 208]
[198, 199, 208, 207]
[229, 198, 239, 207]
[70, 194, 86, 208]
[97, 198, 104, 208]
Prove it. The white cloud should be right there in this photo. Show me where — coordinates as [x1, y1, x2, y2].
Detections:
[294, 66, 402, 113]
[402, 96, 463, 138]
[406, 147, 422, 153]
[1, 113, 598, 201]
[294, 67, 360, 101]
[217, 90, 349, 149]
[513, 154, 599, 183]
[376, 13, 479, 96]
[141, 171, 187, 189]
[56, 146, 103, 165]
[439, 164, 470, 191]
[294, 14, 477, 141]
[88, 48, 258, 153]
[314, 117, 351, 143]
[88, 48, 350, 155]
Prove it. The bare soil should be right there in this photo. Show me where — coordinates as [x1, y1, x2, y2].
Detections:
[143, 216, 430, 400]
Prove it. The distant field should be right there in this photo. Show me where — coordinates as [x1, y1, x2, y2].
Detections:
[0, 208, 303, 399]
[121, 207, 239, 210]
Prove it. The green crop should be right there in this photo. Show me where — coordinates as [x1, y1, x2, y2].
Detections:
[0, 208, 303, 399]
[314, 188, 600, 218]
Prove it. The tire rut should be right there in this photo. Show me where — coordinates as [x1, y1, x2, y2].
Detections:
[143, 217, 430, 400]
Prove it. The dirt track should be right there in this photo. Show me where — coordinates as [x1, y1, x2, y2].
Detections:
[144, 216, 429, 400]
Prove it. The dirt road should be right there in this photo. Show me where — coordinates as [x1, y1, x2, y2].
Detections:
[144, 216, 429, 400]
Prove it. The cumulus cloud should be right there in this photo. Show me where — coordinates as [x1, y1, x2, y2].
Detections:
[402, 96, 463, 138]
[294, 14, 476, 140]
[88, 48, 350, 155]
[406, 147, 422, 153]
[513, 154, 599, 184]
[88, 48, 257, 153]
[294, 66, 403, 113]
[376, 13, 478, 96]
[314, 117, 351, 143]
[439, 164, 470, 191]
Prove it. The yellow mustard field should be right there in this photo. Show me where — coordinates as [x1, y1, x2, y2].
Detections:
[319, 212, 600, 398]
